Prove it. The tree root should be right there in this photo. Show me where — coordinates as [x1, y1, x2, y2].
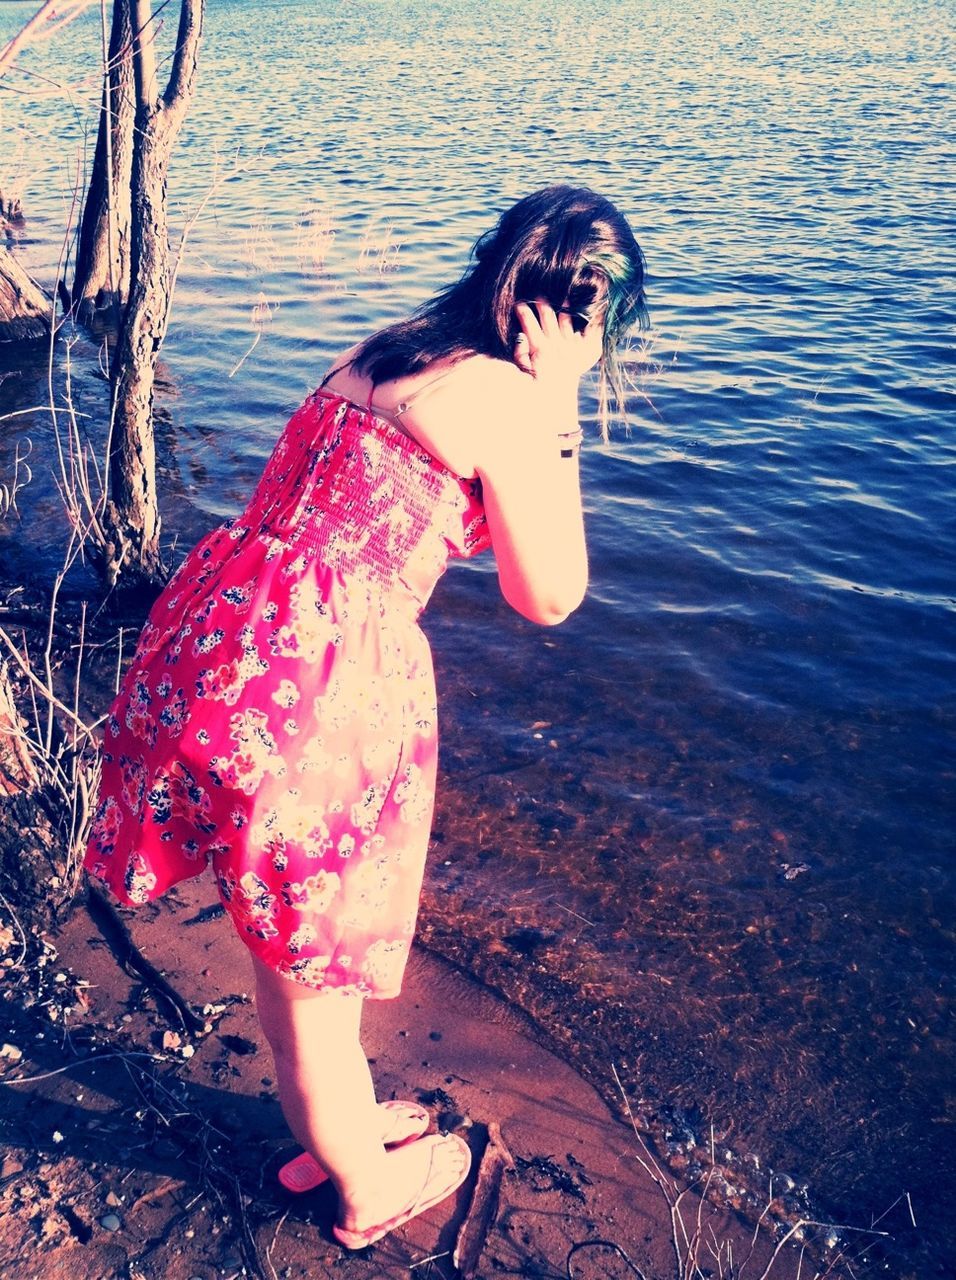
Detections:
[85, 879, 206, 1034]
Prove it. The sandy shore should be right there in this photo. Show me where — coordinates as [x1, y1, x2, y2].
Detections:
[0, 875, 809, 1279]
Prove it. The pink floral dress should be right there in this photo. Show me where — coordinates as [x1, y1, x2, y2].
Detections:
[84, 389, 491, 998]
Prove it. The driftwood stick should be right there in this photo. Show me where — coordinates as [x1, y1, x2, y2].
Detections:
[86, 879, 206, 1033]
[129, 1175, 187, 1212]
[453, 1121, 515, 1278]
[0, 659, 39, 795]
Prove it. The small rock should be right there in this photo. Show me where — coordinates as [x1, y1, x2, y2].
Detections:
[105, 1190, 122, 1207]
[218, 1033, 256, 1056]
[0, 1043, 22, 1062]
[100, 1212, 121, 1231]
[428, 1030, 442, 1042]
[781, 862, 810, 881]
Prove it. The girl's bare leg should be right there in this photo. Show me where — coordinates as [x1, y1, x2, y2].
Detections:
[252, 957, 388, 1204]
[253, 957, 463, 1229]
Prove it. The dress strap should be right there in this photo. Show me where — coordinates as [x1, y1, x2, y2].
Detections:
[370, 364, 458, 421]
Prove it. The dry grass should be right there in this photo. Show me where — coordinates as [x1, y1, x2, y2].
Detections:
[0, 433, 33, 518]
[610, 1063, 894, 1280]
[229, 291, 279, 378]
[0, 601, 109, 904]
[295, 206, 337, 274]
[357, 218, 402, 275]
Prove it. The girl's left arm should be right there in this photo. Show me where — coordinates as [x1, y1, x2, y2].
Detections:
[478, 430, 588, 624]
[474, 302, 599, 625]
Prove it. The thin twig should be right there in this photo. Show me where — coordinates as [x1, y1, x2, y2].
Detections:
[738, 1176, 775, 1278]
[566, 1239, 648, 1279]
[0, 888, 29, 968]
[264, 1208, 288, 1280]
[611, 1060, 687, 1275]
[0, 1049, 169, 1086]
[0, 0, 97, 78]
[0, 625, 98, 739]
[410, 1252, 452, 1271]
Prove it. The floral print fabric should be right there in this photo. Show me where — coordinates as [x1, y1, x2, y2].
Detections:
[85, 390, 491, 997]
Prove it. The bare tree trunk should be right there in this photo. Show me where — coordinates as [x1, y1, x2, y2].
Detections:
[99, 0, 203, 587]
[102, 108, 171, 583]
[71, 0, 135, 325]
[0, 244, 50, 342]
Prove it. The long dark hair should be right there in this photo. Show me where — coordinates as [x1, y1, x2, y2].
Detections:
[350, 185, 647, 434]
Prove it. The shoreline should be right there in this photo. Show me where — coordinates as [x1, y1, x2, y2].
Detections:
[0, 874, 817, 1279]
[0, 566, 902, 1279]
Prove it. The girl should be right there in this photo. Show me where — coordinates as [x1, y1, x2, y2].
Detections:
[85, 185, 646, 1248]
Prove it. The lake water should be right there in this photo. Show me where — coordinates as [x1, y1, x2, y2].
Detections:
[1, 1, 953, 1273]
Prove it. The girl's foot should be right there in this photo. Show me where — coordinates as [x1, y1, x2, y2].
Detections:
[277, 1100, 430, 1193]
[333, 1133, 471, 1249]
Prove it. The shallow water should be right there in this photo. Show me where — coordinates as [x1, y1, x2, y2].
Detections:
[1, 0, 953, 1272]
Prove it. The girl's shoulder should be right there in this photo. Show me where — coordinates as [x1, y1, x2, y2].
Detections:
[322, 351, 529, 480]
[394, 355, 534, 478]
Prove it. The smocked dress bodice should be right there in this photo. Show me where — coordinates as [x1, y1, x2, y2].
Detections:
[170, 388, 491, 624]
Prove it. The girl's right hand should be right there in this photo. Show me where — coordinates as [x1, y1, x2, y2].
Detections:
[512, 300, 603, 388]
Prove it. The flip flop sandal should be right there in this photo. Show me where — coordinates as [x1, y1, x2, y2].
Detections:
[332, 1132, 472, 1250]
[277, 1100, 431, 1193]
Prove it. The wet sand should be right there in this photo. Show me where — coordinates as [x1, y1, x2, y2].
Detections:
[0, 875, 811, 1279]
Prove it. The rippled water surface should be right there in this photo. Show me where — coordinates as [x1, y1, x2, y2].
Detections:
[1, 1, 953, 1272]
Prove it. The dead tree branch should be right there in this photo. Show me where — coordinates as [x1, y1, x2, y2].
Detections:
[0, 0, 98, 78]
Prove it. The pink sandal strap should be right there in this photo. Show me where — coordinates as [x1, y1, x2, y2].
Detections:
[277, 1100, 431, 1193]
